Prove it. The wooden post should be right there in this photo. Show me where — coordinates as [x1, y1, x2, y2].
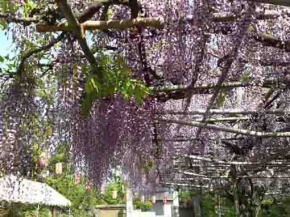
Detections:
[233, 179, 240, 217]
[51, 207, 57, 217]
[192, 194, 201, 217]
[126, 186, 134, 217]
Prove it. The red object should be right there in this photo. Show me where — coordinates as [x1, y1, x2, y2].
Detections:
[85, 182, 91, 190]
[163, 196, 168, 204]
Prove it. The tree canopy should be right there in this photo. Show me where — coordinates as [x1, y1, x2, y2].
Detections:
[1, 1, 290, 212]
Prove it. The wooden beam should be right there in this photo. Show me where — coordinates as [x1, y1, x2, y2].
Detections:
[162, 182, 210, 188]
[0, 12, 38, 25]
[1, 8, 283, 27]
[254, 33, 290, 52]
[35, 10, 286, 33]
[247, 0, 290, 7]
[158, 109, 290, 116]
[153, 78, 288, 101]
[152, 78, 284, 93]
[157, 118, 290, 137]
[36, 17, 164, 32]
[185, 155, 290, 166]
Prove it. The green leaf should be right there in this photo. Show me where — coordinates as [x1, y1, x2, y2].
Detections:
[80, 53, 149, 116]
[22, 0, 36, 17]
[215, 89, 226, 108]
[81, 93, 94, 117]
[240, 72, 250, 82]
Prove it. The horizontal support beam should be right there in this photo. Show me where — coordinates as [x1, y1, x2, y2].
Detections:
[0, 12, 38, 25]
[157, 118, 290, 137]
[186, 155, 232, 165]
[162, 182, 209, 188]
[158, 109, 290, 116]
[1, 9, 284, 27]
[161, 137, 244, 142]
[247, 0, 290, 7]
[152, 79, 289, 101]
[153, 79, 286, 93]
[183, 171, 207, 177]
[211, 10, 284, 22]
[35, 11, 288, 32]
[36, 17, 164, 32]
[181, 117, 248, 122]
[2, 12, 288, 54]
[255, 33, 290, 52]
[185, 155, 290, 166]
[180, 175, 290, 179]
[35, 11, 286, 33]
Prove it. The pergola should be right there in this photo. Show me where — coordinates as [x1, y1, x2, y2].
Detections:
[1, 0, 290, 216]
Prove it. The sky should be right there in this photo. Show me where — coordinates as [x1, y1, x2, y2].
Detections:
[0, 30, 13, 57]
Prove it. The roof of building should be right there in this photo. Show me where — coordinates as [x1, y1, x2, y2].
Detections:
[0, 175, 71, 207]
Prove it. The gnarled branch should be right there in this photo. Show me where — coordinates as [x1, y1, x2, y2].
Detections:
[56, 0, 103, 81]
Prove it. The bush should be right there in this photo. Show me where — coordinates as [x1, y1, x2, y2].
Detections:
[133, 199, 153, 211]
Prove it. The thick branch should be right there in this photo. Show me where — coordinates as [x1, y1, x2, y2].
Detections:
[56, 0, 103, 80]
[0, 12, 39, 25]
[36, 17, 164, 32]
[0, 1, 133, 26]
[77, 0, 110, 23]
[157, 118, 290, 137]
[78, 0, 141, 22]
[36, 13, 283, 33]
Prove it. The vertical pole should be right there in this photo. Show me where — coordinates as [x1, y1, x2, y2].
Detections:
[200, 185, 204, 217]
[36, 204, 39, 217]
[218, 194, 222, 217]
[126, 186, 134, 217]
[193, 194, 201, 217]
[173, 190, 180, 217]
[233, 180, 240, 217]
[52, 207, 57, 217]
